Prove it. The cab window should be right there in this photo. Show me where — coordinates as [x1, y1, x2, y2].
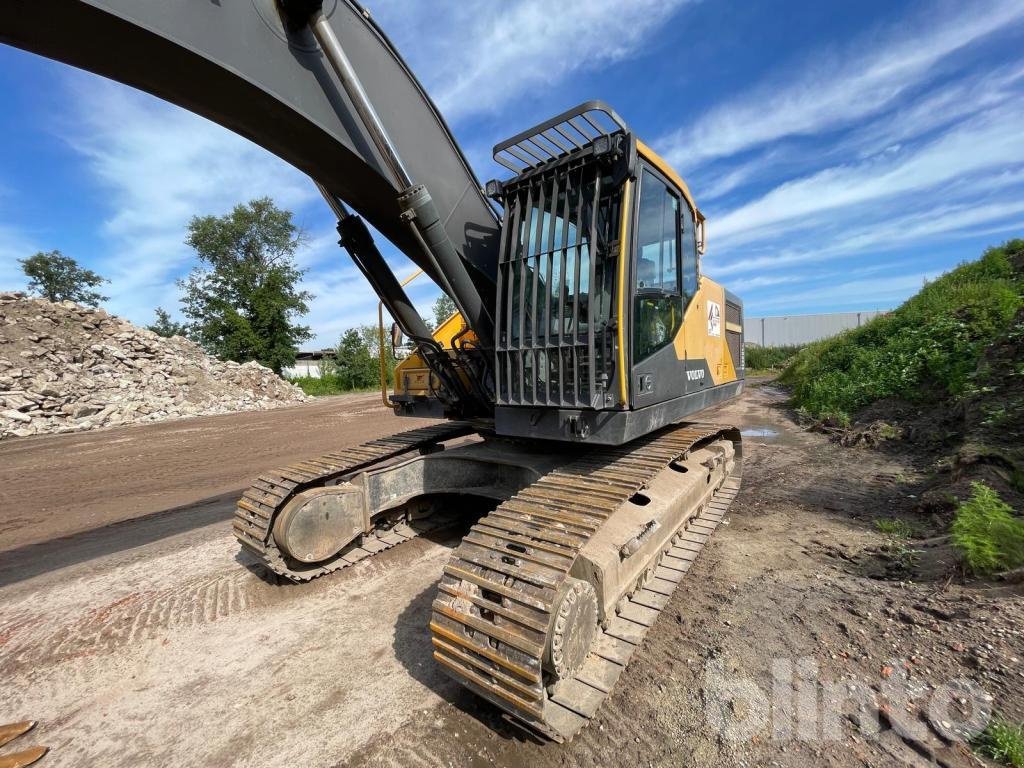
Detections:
[633, 167, 682, 361]
[635, 169, 679, 293]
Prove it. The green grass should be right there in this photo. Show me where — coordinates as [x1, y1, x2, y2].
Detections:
[745, 344, 804, 372]
[974, 719, 1024, 767]
[288, 376, 377, 397]
[874, 518, 914, 539]
[779, 239, 1024, 423]
[951, 481, 1024, 575]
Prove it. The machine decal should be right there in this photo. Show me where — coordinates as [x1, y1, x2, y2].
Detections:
[707, 300, 722, 337]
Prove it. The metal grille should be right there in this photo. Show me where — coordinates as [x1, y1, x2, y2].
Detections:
[492, 101, 628, 174]
[726, 301, 743, 373]
[495, 160, 621, 408]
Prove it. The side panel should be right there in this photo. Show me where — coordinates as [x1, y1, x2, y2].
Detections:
[674, 277, 738, 388]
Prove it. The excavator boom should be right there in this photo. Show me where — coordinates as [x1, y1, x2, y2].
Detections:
[1, 0, 499, 305]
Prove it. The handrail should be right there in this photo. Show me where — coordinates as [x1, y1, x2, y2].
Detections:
[379, 269, 425, 407]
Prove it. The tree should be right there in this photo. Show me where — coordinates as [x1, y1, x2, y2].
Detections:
[19, 250, 108, 306]
[333, 328, 378, 389]
[147, 307, 188, 338]
[358, 322, 399, 386]
[178, 197, 313, 374]
[431, 294, 457, 328]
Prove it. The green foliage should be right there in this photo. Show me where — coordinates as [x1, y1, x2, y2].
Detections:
[289, 375, 353, 396]
[974, 719, 1024, 767]
[332, 328, 379, 390]
[780, 240, 1024, 422]
[146, 307, 188, 338]
[874, 518, 914, 539]
[303, 325, 391, 396]
[745, 344, 804, 372]
[431, 294, 457, 328]
[19, 249, 108, 306]
[178, 198, 312, 374]
[951, 481, 1024, 575]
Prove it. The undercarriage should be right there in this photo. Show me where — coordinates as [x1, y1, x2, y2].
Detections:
[233, 420, 741, 739]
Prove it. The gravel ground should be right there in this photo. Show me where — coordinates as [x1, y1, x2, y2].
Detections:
[0, 384, 1020, 767]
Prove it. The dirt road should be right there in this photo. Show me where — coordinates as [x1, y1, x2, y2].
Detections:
[0, 392, 417, 555]
[1, 386, 1020, 767]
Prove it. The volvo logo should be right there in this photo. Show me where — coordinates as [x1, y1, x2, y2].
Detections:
[686, 369, 705, 381]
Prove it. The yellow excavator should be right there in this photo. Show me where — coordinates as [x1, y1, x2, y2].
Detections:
[3, 0, 744, 742]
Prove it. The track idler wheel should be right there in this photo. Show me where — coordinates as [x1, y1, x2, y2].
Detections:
[544, 577, 598, 681]
[272, 484, 365, 564]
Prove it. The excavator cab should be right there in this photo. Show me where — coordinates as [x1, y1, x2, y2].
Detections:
[414, 102, 745, 444]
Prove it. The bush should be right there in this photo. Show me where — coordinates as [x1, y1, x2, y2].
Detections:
[951, 481, 1024, 575]
[974, 719, 1024, 767]
[779, 239, 1024, 422]
[288, 374, 381, 396]
[745, 344, 804, 372]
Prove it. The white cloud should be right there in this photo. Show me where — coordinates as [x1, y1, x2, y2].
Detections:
[751, 271, 938, 313]
[45, 68, 482, 349]
[710, 195, 1024, 281]
[710, 100, 1024, 249]
[368, 0, 693, 122]
[661, 0, 1024, 169]
[56, 73, 323, 325]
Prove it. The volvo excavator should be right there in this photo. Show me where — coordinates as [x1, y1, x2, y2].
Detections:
[2, 0, 746, 744]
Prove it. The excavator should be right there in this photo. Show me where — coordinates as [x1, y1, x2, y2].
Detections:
[2, 0, 745, 745]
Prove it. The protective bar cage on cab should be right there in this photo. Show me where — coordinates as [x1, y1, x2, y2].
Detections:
[490, 101, 630, 175]
[491, 104, 636, 412]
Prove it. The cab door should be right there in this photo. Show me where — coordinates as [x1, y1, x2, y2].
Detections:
[629, 164, 686, 409]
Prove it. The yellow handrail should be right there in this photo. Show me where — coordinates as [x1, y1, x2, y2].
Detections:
[378, 268, 425, 408]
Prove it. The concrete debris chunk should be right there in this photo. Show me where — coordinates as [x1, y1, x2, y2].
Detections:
[0, 294, 308, 439]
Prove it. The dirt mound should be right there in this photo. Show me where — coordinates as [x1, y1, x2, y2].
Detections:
[0, 291, 308, 439]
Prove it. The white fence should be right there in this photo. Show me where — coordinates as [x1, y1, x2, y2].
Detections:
[745, 311, 885, 347]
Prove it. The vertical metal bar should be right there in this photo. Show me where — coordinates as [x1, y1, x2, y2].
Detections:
[505, 189, 523, 403]
[494, 180, 519, 404]
[529, 181, 545, 349]
[528, 179, 546, 403]
[571, 167, 585, 406]
[557, 170, 571, 407]
[516, 185, 533, 404]
[586, 165, 601, 408]
[544, 172, 559, 404]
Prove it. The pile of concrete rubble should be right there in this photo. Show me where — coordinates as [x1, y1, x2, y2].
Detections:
[0, 292, 308, 440]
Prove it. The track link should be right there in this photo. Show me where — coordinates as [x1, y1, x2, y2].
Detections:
[429, 422, 742, 741]
[232, 421, 475, 581]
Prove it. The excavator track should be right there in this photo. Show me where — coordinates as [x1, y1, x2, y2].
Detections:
[430, 421, 742, 742]
[232, 421, 476, 581]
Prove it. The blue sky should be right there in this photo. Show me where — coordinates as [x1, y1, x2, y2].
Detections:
[1, 0, 1023, 348]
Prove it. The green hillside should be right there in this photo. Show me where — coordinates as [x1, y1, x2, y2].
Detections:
[780, 239, 1023, 427]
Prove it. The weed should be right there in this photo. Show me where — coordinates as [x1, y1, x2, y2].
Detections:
[745, 344, 804, 372]
[288, 376, 375, 397]
[875, 517, 921, 575]
[878, 423, 900, 439]
[974, 719, 1024, 767]
[874, 518, 913, 539]
[951, 481, 1024, 575]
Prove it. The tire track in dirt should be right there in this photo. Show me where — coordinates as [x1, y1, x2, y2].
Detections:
[0, 558, 275, 675]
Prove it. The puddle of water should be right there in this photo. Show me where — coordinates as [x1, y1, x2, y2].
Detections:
[741, 426, 779, 439]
